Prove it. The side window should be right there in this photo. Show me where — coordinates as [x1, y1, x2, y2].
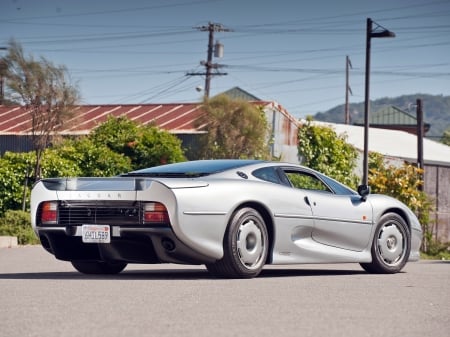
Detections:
[284, 171, 331, 192]
[252, 167, 282, 184]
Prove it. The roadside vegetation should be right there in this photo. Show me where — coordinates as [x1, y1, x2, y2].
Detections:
[368, 152, 449, 260]
[297, 118, 359, 189]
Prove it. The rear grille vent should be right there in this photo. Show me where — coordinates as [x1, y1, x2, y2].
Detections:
[57, 201, 143, 226]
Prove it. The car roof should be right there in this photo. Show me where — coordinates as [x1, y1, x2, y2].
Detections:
[129, 159, 265, 175]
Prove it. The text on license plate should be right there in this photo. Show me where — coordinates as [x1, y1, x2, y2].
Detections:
[82, 225, 110, 243]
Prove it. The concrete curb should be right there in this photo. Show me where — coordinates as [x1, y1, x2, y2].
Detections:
[0, 236, 18, 248]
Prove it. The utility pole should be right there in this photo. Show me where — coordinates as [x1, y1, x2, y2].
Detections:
[344, 55, 352, 124]
[0, 47, 7, 105]
[187, 22, 231, 99]
[362, 18, 395, 188]
[416, 98, 424, 191]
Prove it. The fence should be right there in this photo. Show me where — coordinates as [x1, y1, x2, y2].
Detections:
[424, 164, 450, 243]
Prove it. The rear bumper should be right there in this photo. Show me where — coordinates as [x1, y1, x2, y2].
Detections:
[36, 225, 216, 265]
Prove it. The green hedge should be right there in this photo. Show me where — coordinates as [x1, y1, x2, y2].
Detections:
[0, 210, 40, 245]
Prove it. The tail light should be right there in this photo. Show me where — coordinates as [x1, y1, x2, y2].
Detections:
[143, 202, 169, 224]
[41, 201, 58, 224]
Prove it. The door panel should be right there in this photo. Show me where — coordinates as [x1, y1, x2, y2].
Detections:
[282, 168, 373, 252]
[308, 192, 373, 251]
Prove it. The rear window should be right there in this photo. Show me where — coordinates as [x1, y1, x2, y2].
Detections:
[125, 160, 262, 177]
[252, 167, 282, 184]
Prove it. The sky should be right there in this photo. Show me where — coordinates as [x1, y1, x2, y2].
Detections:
[1, 0, 449, 120]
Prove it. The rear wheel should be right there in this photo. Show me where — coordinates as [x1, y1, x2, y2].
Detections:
[360, 213, 410, 274]
[206, 207, 269, 279]
[71, 261, 127, 275]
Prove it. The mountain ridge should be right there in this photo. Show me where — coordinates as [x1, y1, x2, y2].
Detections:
[312, 94, 450, 141]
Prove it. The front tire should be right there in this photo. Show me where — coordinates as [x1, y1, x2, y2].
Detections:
[206, 207, 269, 279]
[360, 213, 411, 274]
[71, 261, 127, 275]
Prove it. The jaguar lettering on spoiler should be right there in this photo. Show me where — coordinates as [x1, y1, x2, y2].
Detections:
[72, 192, 124, 199]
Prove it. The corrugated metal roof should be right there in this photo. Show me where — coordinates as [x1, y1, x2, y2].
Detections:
[371, 106, 417, 125]
[0, 103, 208, 135]
[0, 99, 301, 136]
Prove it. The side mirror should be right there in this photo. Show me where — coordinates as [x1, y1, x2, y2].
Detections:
[357, 184, 370, 201]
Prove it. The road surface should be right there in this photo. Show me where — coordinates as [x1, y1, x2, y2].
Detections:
[0, 246, 449, 337]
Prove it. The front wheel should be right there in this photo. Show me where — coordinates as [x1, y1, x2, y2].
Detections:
[360, 213, 411, 274]
[206, 207, 269, 279]
[71, 261, 127, 275]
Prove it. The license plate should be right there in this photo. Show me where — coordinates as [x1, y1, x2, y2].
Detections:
[82, 225, 110, 243]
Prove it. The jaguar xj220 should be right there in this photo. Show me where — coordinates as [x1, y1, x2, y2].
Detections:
[30, 159, 422, 278]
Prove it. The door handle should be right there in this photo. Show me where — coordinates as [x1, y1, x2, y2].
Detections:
[304, 196, 311, 206]
[304, 196, 316, 207]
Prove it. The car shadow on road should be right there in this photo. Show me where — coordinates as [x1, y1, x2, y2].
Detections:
[0, 267, 369, 280]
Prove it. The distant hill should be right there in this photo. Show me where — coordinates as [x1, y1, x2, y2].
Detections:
[312, 94, 450, 141]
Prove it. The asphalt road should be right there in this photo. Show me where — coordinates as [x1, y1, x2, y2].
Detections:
[0, 246, 449, 337]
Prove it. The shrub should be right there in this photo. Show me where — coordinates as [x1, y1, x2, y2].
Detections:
[0, 210, 39, 245]
[298, 120, 359, 189]
[89, 116, 185, 169]
[368, 152, 434, 252]
[0, 152, 34, 216]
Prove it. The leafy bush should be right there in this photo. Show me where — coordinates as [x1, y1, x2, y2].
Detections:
[0, 210, 39, 245]
[421, 240, 450, 260]
[89, 116, 185, 169]
[368, 152, 432, 222]
[368, 152, 435, 252]
[89, 115, 140, 158]
[0, 152, 34, 215]
[53, 137, 132, 176]
[298, 120, 359, 189]
[133, 125, 185, 169]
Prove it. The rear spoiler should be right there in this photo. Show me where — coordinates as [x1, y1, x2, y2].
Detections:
[39, 177, 152, 191]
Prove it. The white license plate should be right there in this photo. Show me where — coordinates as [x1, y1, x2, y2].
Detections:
[82, 225, 110, 243]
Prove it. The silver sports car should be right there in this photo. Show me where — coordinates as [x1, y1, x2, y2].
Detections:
[30, 159, 422, 278]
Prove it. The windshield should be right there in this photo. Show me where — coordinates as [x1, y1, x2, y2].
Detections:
[123, 159, 262, 177]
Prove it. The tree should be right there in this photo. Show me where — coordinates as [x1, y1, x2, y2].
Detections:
[297, 119, 359, 188]
[3, 39, 80, 180]
[89, 116, 185, 169]
[196, 95, 270, 159]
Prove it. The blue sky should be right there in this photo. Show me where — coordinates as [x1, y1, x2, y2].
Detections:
[1, 0, 449, 119]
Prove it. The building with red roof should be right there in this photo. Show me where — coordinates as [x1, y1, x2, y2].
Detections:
[0, 88, 301, 162]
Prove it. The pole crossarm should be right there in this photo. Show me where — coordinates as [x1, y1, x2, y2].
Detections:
[194, 22, 233, 33]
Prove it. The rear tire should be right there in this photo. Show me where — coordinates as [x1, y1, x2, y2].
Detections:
[71, 261, 127, 275]
[360, 213, 410, 274]
[206, 207, 269, 279]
